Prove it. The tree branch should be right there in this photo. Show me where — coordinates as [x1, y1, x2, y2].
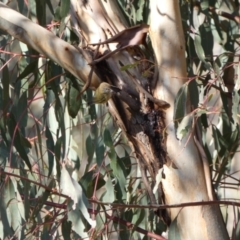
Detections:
[0, 2, 100, 89]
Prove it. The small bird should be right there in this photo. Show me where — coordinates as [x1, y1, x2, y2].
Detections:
[88, 82, 121, 105]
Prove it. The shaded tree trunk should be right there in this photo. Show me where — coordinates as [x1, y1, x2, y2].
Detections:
[149, 1, 229, 239]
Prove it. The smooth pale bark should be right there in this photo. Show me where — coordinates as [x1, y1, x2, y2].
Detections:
[0, 2, 101, 89]
[150, 1, 229, 239]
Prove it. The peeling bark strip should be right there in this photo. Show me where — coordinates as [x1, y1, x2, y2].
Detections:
[126, 107, 167, 207]
[88, 24, 150, 64]
[129, 109, 167, 177]
[98, 57, 168, 206]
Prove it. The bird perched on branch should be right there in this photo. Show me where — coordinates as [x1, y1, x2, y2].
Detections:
[88, 82, 121, 105]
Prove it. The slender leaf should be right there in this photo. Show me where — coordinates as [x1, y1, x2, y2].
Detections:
[60, 0, 70, 18]
[174, 83, 188, 130]
[169, 216, 182, 240]
[7, 113, 31, 170]
[67, 79, 81, 118]
[16, 60, 38, 81]
[62, 218, 72, 240]
[45, 126, 55, 177]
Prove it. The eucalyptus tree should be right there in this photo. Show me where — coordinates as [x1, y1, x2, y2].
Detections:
[0, 0, 239, 239]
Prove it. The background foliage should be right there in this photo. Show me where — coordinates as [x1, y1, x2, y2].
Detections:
[0, 0, 239, 239]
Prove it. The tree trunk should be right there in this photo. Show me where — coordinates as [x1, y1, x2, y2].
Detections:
[150, 1, 229, 239]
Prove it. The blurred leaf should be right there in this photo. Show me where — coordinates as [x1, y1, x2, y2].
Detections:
[16, 60, 38, 81]
[31, 180, 53, 218]
[86, 135, 94, 163]
[119, 222, 130, 240]
[0, 181, 13, 237]
[17, 0, 25, 13]
[0, 117, 10, 148]
[174, 83, 188, 130]
[232, 89, 240, 129]
[213, 52, 231, 76]
[233, 210, 240, 240]
[46, 0, 54, 16]
[0, 59, 10, 109]
[188, 79, 199, 109]
[212, 125, 228, 155]
[6, 178, 22, 235]
[0, 142, 8, 168]
[45, 126, 55, 177]
[67, 79, 81, 118]
[153, 168, 163, 194]
[54, 5, 62, 22]
[42, 215, 53, 239]
[62, 218, 72, 240]
[136, 0, 145, 22]
[60, 166, 95, 227]
[55, 136, 62, 180]
[104, 128, 114, 148]
[35, 119, 44, 166]
[110, 155, 126, 201]
[176, 113, 193, 141]
[60, 0, 70, 18]
[95, 208, 106, 233]
[102, 177, 115, 202]
[36, 1, 46, 25]
[23, 175, 30, 220]
[194, 34, 206, 62]
[119, 150, 132, 176]
[12, 90, 28, 129]
[194, 34, 212, 70]
[79, 171, 105, 198]
[10, 176, 25, 221]
[96, 139, 105, 166]
[200, 1, 209, 11]
[132, 208, 145, 234]
[169, 215, 182, 240]
[7, 113, 31, 170]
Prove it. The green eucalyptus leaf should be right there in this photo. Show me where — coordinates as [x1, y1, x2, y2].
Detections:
[169, 215, 182, 240]
[119, 150, 132, 176]
[0, 59, 10, 109]
[60, 166, 96, 230]
[86, 135, 94, 163]
[176, 113, 193, 141]
[12, 90, 28, 129]
[231, 89, 239, 129]
[31, 184, 52, 219]
[60, 0, 70, 18]
[102, 177, 115, 202]
[194, 34, 212, 70]
[45, 126, 55, 177]
[62, 218, 72, 240]
[104, 128, 114, 148]
[110, 156, 126, 201]
[7, 113, 31, 170]
[46, 0, 54, 15]
[36, 1, 46, 26]
[16, 60, 38, 81]
[174, 83, 188, 130]
[67, 80, 81, 118]
[96, 139, 105, 166]
[80, 171, 105, 198]
[55, 136, 62, 180]
[213, 52, 232, 76]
